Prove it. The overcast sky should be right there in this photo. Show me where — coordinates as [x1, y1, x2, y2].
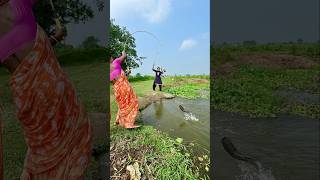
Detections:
[65, 0, 108, 46]
[211, 0, 319, 44]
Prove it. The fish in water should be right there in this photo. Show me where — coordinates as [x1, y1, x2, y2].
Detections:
[179, 105, 199, 121]
[179, 105, 190, 113]
[221, 137, 259, 169]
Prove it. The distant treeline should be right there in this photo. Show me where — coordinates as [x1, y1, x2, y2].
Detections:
[55, 35, 103, 51]
[55, 47, 107, 66]
[48, 35, 107, 66]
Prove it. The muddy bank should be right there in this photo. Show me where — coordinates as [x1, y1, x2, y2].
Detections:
[215, 53, 319, 76]
[110, 91, 175, 111]
[138, 91, 175, 111]
[238, 54, 318, 69]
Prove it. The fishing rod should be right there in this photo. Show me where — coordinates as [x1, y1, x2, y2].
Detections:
[49, 0, 62, 28]
[49, 0, 66, 44]
[122, 30, 161, 74]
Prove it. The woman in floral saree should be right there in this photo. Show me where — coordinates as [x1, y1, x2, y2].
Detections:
[110, 51, 140, 129]
[0, 0, 92, 179]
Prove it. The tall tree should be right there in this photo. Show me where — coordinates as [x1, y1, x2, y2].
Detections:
[109, 19, 146, 70]
[33, 0, 104, 34]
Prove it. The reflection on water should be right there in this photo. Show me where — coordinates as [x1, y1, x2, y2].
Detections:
[153, 99, 163, 119]
[141, 98, 210, 154]
[213, 111, 319, 180]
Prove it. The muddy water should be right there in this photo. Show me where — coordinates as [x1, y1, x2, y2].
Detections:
[213, 111, 319, 180]
[141, 98, 210, 155]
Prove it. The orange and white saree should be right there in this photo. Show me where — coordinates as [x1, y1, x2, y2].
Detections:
[7, 25, 92, 179]
[113, 71, 139, 128]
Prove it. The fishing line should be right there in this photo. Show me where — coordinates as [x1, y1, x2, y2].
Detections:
[122, 30, 161, 73]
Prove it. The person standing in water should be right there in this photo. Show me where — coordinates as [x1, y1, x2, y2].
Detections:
[0, 0, 92, 178]
[152, 64, 165, 91]
[110, 51, 140, 129]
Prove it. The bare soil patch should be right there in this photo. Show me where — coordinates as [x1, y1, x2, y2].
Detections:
[214, 54, 319, 77]
[110, 137, 156, 180]
[238, 54, 318, 69]
[138, 92, 175, 111]
[169, 78, 209, 86]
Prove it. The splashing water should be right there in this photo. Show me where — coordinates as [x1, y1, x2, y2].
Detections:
[236, 161, 276, 180]
[184, 112, 199, 121]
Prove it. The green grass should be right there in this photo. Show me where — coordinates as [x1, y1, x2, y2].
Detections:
[165, 83, 209, 99]
[56, 47, 107, 66]
[211, 42, 320, 118]
[163, 75, 210, 99]
[128, 75, 154, 82]
[213, 65, 319, 118]
[111, 126, 202, 179]
[0, 48, 106, 179]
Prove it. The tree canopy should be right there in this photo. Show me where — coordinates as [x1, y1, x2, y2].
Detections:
[33, 0, 104, 34]
[109, 19, 146, 70]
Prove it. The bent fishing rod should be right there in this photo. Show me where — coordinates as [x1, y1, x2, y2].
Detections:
[122, 30, 161, 73]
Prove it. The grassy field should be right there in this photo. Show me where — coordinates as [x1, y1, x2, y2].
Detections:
[212, 42, 320, 118]
[0, 48, 106, 179]
[110, 76, 210, 179]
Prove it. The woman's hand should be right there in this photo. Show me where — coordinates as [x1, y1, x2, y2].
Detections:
[118, 51, 127, 62]
[49, 19, 66, 45]
[53, 18, 66, 41]
[121, 51, 127, 58]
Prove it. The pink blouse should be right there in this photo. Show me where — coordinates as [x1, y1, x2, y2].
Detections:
[0, 0, 37, 62]
[110, 58, 122, 81]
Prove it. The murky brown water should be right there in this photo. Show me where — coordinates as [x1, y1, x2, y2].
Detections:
[213, 111, 319, 180]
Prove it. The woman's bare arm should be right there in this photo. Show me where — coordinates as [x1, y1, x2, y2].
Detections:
[49, 19, 66, 46]
[117, 51, 127, 62]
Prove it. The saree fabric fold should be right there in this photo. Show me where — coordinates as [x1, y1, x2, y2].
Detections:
[113, 71, 139, 128]
[7, 25, 92, 179]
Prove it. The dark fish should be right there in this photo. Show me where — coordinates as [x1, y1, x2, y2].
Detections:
[179, 105, 190, 113]
[222, 137, 259, 169]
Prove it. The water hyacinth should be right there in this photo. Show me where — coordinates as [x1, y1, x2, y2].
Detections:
[175, 137, 184, 144]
